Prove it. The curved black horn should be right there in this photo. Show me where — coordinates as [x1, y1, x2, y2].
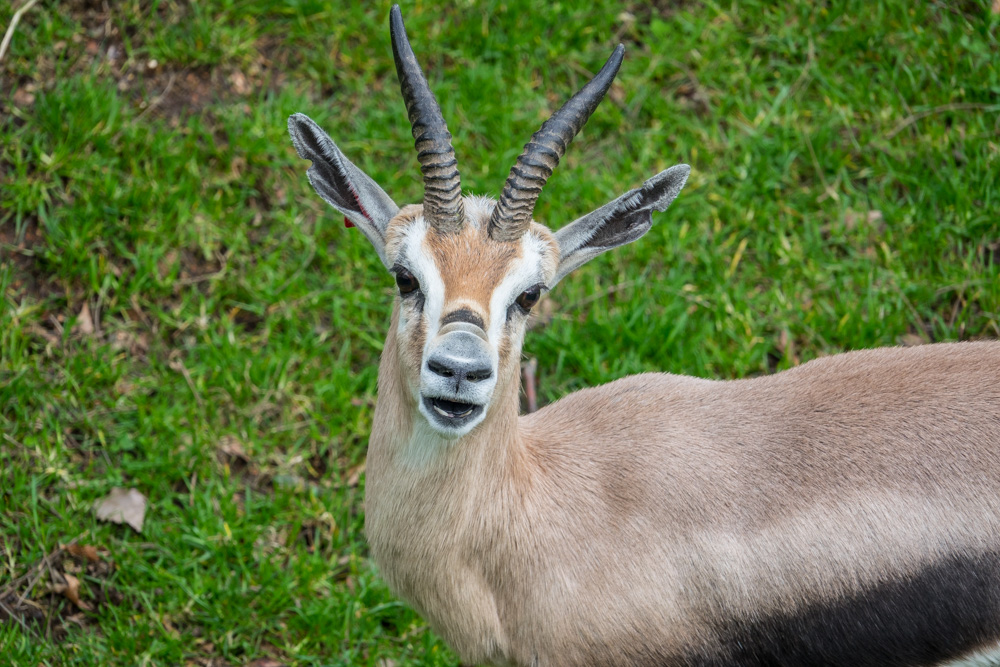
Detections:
[390, 5, 464, 233]
[489, 44, 625, 242]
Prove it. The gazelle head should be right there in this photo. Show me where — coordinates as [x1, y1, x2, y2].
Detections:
[288, 6, 689, 438]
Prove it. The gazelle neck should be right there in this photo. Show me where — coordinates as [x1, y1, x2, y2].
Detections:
[363, 308, 533, 664]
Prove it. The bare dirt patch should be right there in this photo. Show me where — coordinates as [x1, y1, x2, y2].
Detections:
[0, 215, 68, 312]
[0, 539, 124, 642]
[3, 0, 292, 120]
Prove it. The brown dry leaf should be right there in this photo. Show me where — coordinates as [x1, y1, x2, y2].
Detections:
[246, 660, 287, 667]
[160, 613, 181, 638]
[65, 543, 102, 562]
[111, 330, 150, 356]
[51, 572, 93, 611]
[12, 87, 35, 107]
[64, 612, 88, 627]
[345, 462, 365, 488]
[73, 302, 95, 336]
[94, 487, 147, 533]
[843, 209, 884, 232]
[993, 0, 1000, 15]
[899, 333, 925, 347]
[217, 435, 248, 461]
[228, 70, 251, 95]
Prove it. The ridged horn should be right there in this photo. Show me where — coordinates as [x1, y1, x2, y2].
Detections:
[489, 44, 625, 242]
[390, 5, 464, 233]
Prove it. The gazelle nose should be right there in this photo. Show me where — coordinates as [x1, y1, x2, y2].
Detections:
[425, 329, 493, 386]
[426, 351, 493, 384]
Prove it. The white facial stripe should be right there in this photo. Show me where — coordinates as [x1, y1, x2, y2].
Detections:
[396, 218, 465, 374]
[395, 217, 446, 340]
[486, 232, 547, 347]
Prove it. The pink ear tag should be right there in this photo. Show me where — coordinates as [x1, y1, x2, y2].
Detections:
[344, 216, 355, 228]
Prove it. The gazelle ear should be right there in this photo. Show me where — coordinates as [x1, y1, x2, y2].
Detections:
[288, 113, 400, 268]
[552, 164, 690, 286]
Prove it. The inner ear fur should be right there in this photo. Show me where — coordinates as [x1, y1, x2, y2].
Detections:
[288, 113, 400, 267]
[552, 164, 690, 286]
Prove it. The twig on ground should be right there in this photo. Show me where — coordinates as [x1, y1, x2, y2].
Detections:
[885, 103, 1000, 140]
[522, 358, 538, 414]
[0, 596, 33, 635]
[169, 355, 205, 410]
[129, 293, 153, 329]
[670, 58, 711, 113]
[0, 0, 40, 65]
[0, 531, 88, 605]
[175, 249, 230, 286]
[787, 38, 816, 100]
[134, 72, 176, 123]
[564, 279, 640, 312]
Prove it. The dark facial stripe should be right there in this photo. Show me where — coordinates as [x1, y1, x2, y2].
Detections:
[687, 551, 1000, 667]
[441, 308, 484, 330]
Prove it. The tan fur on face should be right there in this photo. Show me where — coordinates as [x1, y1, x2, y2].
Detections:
[427, 219, 520, 326]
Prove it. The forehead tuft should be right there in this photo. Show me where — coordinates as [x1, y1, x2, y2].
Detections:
[429, 218, 521, 302]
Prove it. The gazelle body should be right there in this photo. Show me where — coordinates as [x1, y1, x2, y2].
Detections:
[289, 7, 1000, 666]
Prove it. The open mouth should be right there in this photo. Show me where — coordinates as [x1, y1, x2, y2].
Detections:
[422, 396, 484, 427]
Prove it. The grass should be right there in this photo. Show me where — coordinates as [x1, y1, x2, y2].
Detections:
[1, 0, 998, 664]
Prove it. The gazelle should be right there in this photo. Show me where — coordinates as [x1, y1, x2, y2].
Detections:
[288, 6, 1000, 666]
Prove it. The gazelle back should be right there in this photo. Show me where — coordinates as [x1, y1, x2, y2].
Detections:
[288, 6, 1000, 666]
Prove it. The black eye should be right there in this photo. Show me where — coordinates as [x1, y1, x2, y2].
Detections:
[515, 286, 541, 311]
[396, 269, 419, 295]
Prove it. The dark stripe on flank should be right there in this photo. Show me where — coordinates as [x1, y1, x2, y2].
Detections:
[684, 552, 1000, 666]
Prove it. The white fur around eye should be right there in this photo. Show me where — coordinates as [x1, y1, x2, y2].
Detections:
[487, 232, 547, 346]
[394, 217, 446, 345]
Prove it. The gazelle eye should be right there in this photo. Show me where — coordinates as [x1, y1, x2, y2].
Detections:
[515, 285, 541, 311]
[396, 269, 419, 295]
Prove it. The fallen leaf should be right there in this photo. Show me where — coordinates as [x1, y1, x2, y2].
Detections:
[65, 544, 102, 562]
[217, 435, 248, 461]
[73, 303, 95, 336]
[64, 612, 88, 627]
[160, 613, 181, 638]
[228, 70, 251, 95]
[246, 660, 287, 667]
[993, 0, 1000, 15]
[844, 209, 884, 231]
[94, 487, 147, 533]
[345, 463, 365, 488]
[12, 87, 35, 107]
[51, 572, 92, 611]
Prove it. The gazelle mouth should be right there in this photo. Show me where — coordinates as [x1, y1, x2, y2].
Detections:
[422, 396, 484, 429]
[430, 397, 476, 419]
